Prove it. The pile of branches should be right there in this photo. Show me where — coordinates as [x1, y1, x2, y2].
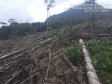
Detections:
[0, 36, 87, 84]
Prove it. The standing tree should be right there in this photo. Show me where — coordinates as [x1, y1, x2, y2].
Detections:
[0, 22, 7, 26]
[69, 16, 75, 37]
[8, 19, 15, 39]
[0, 22, 7, 40]
[44, 0, 55, 31]
[0, 22, 7, 28]
[86, 0, 96, 27]
[93, 0, 95, 27]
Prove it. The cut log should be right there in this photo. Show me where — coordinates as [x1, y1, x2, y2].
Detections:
[97, 34, 111, 37]
[0, 38, 53, 60]
[0, 49, 25, 60]
[79, 39, 101, 84]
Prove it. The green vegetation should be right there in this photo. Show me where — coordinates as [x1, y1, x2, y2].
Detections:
[52, 57, 59, 61]
[64, 41, 83, 65]
[39, 53, 48, 60]
[54, 39, 59, 50]
[54, 39, 59, 43]
[41, 35, 46, 39]
[41, 60, 44, 63]
[60, 62, 64, 66]
[59, 79, 61, 82]
[20, 39, 24, 42]
[73, 26, 76, 29]
[77, 28, 83, 38]
[33, 42, 38, 47]
[87, 40, 112, 84]
[49, 27, 56, 36]
[58, 29, 67, 41]
[49, 27, 56, 33]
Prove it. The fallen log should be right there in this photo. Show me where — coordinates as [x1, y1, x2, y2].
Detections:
[44, 40, 55, 84]
[0, 49, 25, 60]
[97, 34, 111, 37]
[0, 38, 53, 60]
[31, 38, 53, 51]
[79, 39, 101, 84]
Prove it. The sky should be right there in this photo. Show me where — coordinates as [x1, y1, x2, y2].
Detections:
[0, 0, 112, 25]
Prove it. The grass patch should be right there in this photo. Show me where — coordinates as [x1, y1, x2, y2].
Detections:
[87, 40, 112, 84]
[41, 35, 46, 39]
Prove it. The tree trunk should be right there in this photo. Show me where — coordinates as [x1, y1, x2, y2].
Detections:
[93, 0, 94, 27]
[79, 39, 101, 84]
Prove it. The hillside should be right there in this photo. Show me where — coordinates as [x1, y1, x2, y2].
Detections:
[0, 16, 112, 84]
[45, 1, 112, 22]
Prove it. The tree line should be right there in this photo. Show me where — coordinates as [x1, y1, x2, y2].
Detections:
[0, 18, 83, 40]
[0, 14, 110, 40]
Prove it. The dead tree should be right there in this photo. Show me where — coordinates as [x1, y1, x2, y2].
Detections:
[93, 0, 95, 27]
[69, 16, 75, 37]
[86, 0, 96, 27]
[44, 0, 55, 31]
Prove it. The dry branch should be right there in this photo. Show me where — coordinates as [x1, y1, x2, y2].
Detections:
[44, 52, 51, 84]
[43, 40, 55, 83]
[21, 72, 40, 84]
[62, 55, 77, 71]
[5, 69, 23, 84]
[97, 34, 111, 37]
[52, 53, 64, 61]
[62, 54, 86, 84]
[51, 49, 63, 56]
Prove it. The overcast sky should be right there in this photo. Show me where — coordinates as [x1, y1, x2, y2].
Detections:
[0, 0, 111, 25]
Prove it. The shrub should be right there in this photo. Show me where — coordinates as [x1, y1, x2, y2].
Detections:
[88, 40, 112, 84]
[41, 35, 46, 39]
[58, 29, 67, 41]
[64, 41, 83, 65]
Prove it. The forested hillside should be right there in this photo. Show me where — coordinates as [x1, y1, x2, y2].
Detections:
[46, 1, 112, 22]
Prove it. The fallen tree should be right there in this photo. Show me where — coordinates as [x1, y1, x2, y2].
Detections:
[79, 39, 101, 84]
